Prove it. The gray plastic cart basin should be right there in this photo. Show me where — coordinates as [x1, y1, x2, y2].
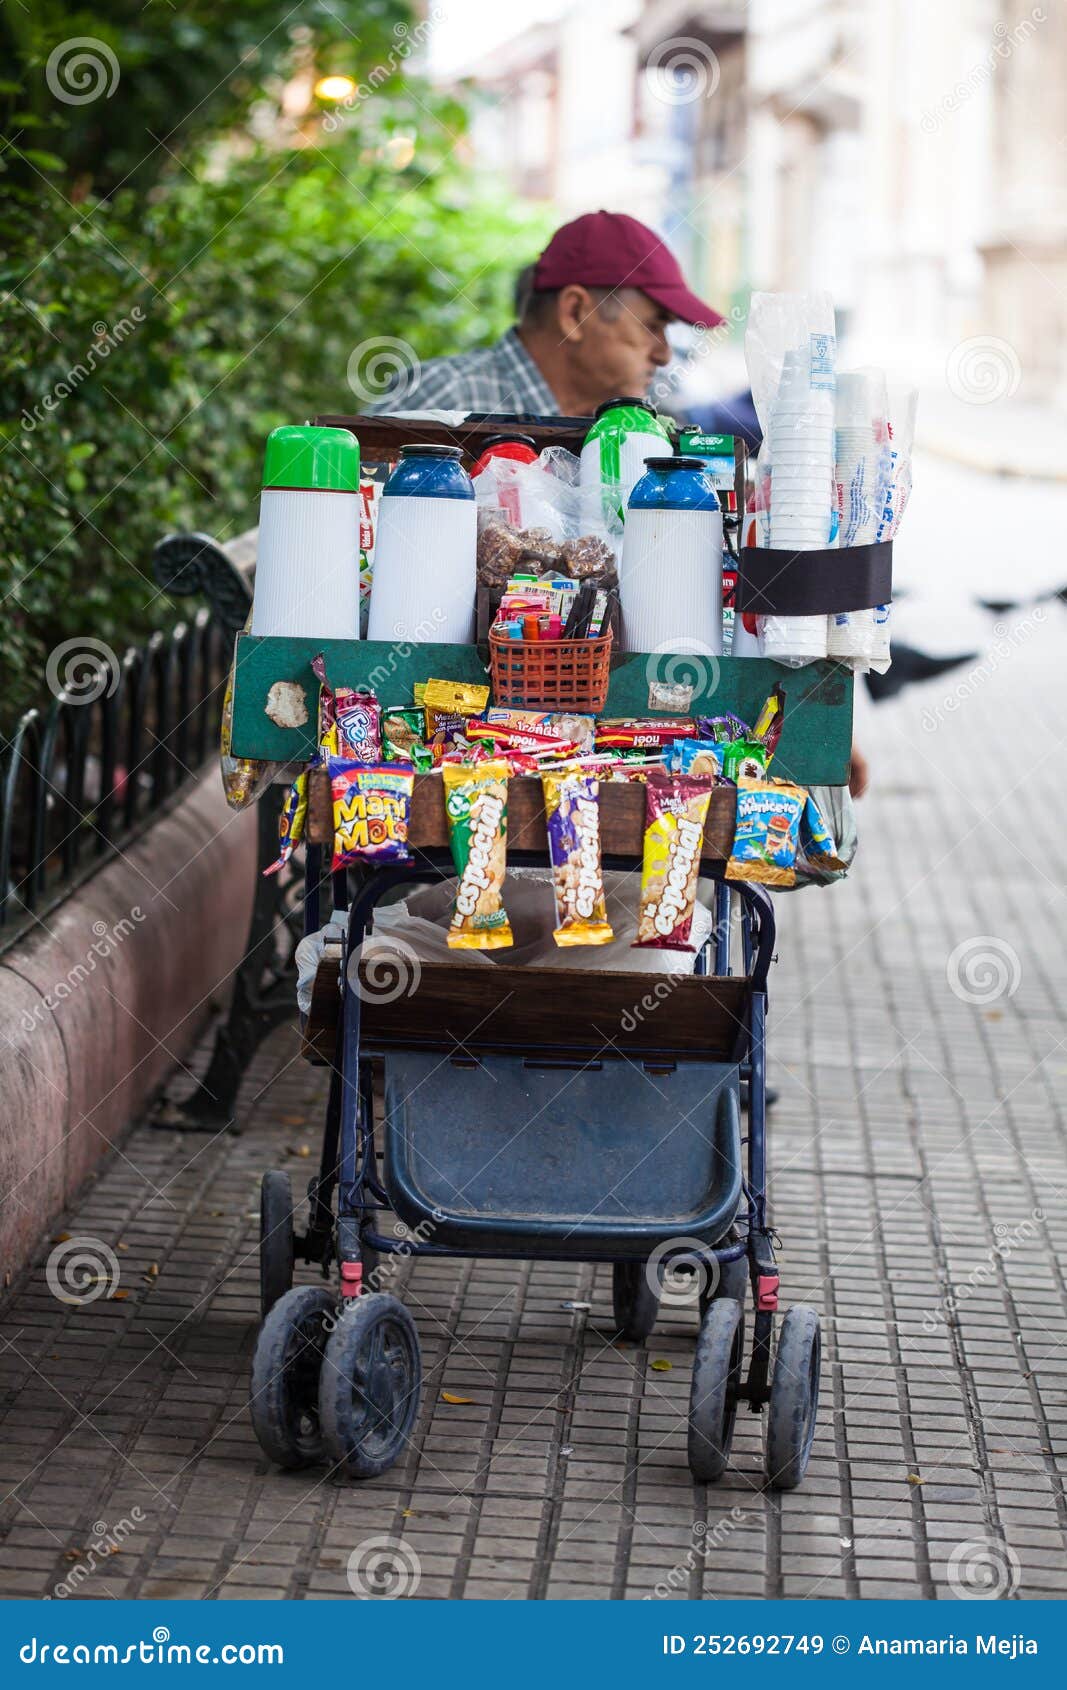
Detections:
[380, 1053, 743, 1259]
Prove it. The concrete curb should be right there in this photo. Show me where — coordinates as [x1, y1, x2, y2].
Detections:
[0, 771, 256, 1282]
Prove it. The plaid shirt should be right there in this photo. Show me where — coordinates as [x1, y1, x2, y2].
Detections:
[366, 327, 558, 416]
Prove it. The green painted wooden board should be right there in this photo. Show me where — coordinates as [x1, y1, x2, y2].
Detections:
[229, 635, 853, 784]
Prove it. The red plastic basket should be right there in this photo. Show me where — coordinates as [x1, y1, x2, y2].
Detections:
[488, 626, 613, 711]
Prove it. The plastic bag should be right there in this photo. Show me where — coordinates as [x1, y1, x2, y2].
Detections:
[220, 613, 286, 809]
[744, 291, 837, 665]
[475, 447, 622, 587]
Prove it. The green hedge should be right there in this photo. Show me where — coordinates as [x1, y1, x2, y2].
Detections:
[0, 12, 549, 716]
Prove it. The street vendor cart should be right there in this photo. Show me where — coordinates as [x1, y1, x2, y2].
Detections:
[226, 409, 884, 1491]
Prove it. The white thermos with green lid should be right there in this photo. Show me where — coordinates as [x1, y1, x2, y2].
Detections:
[580, 397, 671, 522]
[250, 424, 361, 639]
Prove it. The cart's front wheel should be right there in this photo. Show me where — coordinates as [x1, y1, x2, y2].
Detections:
[319, 1293, 421, 1479]
[688, 1297, 745, 1482]
[260, 1170, 295, 1319]
[250, 1285, 334, 1468]
[766, 1305, 820, 1490]
[612, 1261, 660, 1343]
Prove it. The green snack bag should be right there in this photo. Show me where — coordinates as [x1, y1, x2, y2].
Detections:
[382, 706, 431, 770]
[722, 739, 768, 782]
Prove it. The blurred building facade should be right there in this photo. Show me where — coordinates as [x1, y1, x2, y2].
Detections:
[442, 0, 1067, 407]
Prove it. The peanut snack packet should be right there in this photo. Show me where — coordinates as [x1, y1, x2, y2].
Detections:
[443, 760, 513, 950]
[542, 772, 613, 947]
[727, 777, 806, 888]
[330, 760, 414, 870]
[634, 771, 714, 951]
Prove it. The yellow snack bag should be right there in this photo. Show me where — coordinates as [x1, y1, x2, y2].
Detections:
[442, 760, 513, 950]
[423, 678, 491, 764]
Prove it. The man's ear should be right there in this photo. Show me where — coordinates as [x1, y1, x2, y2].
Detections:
[556, 283, 594, 341]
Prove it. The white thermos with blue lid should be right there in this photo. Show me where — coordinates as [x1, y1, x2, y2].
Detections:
[367, 444, 476, 644]
[620, 455, 723, 655]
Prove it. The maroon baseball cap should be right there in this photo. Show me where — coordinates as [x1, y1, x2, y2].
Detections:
[532, 210, 723, 328]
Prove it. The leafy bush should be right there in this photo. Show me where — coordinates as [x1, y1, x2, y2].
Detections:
[0, 6, 549, 717]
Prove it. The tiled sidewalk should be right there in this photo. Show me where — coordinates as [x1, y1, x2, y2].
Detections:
[1, 604, 1065, 1602]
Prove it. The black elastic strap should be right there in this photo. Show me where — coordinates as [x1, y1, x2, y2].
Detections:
[737, 540, 893, 616]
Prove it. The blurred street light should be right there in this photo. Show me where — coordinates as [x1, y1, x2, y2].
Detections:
[314, 75, 358, 102]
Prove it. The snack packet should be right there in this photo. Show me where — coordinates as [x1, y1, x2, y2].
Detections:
[542, 772, 614, 947]
[330, 760, 414, 869]
[424, 678, 491, 765]
[382, 706, 432, 770]
[727, 778, 806, 887]
[311, 654, 381, 762]
[677, 740, 724, 779]
[596, 718, 697, 752]
[263, 773, 308, 875]
[799, 789, 848, 875]
[634, 771, 714, 950]
[751, 687, 785, 757]
[696, 713, 750, 744]
[442, 760, 512, 949]
[722, 738, 769, 782]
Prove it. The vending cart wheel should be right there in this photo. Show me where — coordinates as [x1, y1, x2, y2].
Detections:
[699, 1238, 748, 1319]
[612, 1260, 660, 1343]
[765, 1305, 821, 1491]
[687, 1297, 745, 1483]
[319, 1293, 422, 1479]
[249, 1285, 335, 1469]
[260, 1169, 295, 1319]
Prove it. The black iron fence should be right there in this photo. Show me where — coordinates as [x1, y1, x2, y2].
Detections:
[1, 612, 232, 950]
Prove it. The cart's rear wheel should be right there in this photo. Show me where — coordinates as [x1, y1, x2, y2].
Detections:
[688, 1297, 745, 1482]
[766, 1305, 820, 1490]
[250, 1285, 334, 1468]
[612, 1260, 660, 1343]
[319, 1293, 421, 1479]
[699, 1232, 749, 1319]
[260, 1170, 295, 1319]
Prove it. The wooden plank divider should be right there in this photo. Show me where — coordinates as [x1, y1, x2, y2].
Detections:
[305, 767, 737, 865]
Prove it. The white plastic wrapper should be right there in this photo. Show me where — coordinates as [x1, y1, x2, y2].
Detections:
[745, 291, 837, 665]
[828, 367, 891, 666]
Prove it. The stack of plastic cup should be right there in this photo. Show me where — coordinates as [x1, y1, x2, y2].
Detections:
[828, 370, 888, 662]
[760, 347, 834, 662]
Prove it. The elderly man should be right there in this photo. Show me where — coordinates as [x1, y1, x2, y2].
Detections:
[373, 210, 722, 416]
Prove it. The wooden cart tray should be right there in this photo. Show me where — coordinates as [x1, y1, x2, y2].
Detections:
[304, 768, 737, 862]
[303, 958, 749, 1066]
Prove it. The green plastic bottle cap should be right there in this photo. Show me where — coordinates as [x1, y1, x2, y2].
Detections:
[261, 425, 360, 492]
